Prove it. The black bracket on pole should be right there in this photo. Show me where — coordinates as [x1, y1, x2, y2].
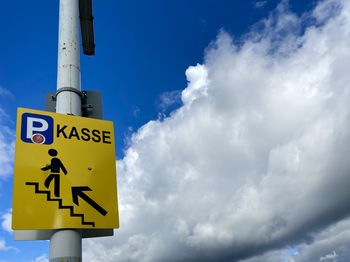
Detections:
[46, 90, 103, 119]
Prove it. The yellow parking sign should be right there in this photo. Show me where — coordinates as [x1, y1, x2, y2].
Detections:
[12, 108, 119, 229]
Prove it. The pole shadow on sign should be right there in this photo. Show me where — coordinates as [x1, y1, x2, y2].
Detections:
[25, 148, 107, 228]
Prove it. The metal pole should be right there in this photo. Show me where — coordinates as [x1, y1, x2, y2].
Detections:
[50, 0, 82, 261]
[56, 0, 82, 116]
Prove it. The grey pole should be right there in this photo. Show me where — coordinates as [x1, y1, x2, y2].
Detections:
[50, 0, 82, 261]
[56, 0, 82, 116]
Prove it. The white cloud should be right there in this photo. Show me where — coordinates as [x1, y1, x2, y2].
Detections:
[0, 239, 7, 251]
[181, 63, 208, 106]
[131, 105, 140, 119]
[0, 237, 19, 252]
[247, 218, 350, 262]
[254, 1, 268, 9]
[0, 87, 15, 180]
[31, 254, 48, 262]
[320, 251, 338, 261]
[83, 0, 350, 261]
[0, 125, 15, 179]
[157, 90, 182, 112]
[1, 210, 12, 234]
[0, 87, 13, 99]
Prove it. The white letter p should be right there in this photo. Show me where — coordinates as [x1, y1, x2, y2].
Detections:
[26, 117, 49, 139]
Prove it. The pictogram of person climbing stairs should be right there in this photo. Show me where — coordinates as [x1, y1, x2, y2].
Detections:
[25, 182, 95, 227]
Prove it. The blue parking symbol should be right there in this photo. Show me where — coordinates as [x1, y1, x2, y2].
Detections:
[21, 113, 54, 144]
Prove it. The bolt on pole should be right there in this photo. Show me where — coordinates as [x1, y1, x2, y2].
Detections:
[50, 0, 82, 261]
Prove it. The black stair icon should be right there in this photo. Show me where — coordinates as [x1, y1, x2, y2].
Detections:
[26, 182, 95, 227]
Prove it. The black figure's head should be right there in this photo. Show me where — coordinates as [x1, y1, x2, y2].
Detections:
[48, 149, 58, 157]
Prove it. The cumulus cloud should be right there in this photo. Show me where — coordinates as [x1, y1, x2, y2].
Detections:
[31, 254, 48, 262]
[0, 88, 15, 180]
[157, 90, 182, 113]
[254, 1, 268, 9]
[295, 218, 350, 261]
[320, 251, 337, 261]
[83, 0, 350, 261]
[1, 210, 12, 234]
[0, 87, 13, 99]
[247, 217, 350, 261]
[0, 238, 18, 252]
[0, 128, 14, 179]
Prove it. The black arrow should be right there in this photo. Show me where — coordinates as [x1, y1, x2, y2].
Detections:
[72, 186, 108, 216]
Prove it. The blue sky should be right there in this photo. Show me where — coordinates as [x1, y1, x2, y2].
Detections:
[2, 0, 350, 261]
[0, 0, 311, 157]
